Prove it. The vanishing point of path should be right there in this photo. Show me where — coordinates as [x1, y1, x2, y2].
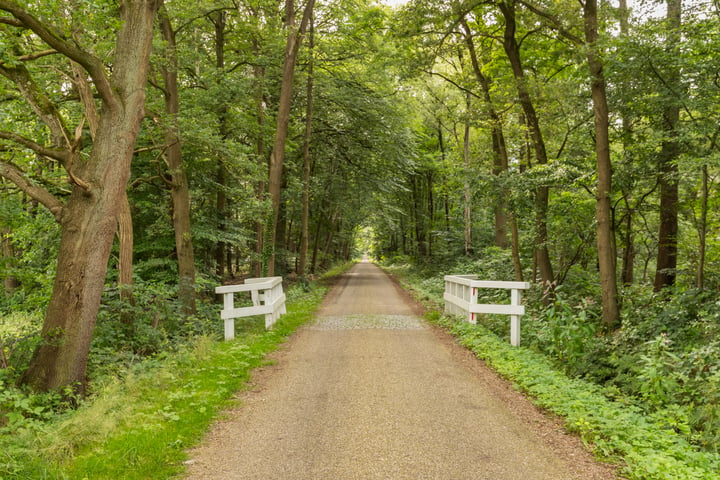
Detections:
[185, 262, 617, 480]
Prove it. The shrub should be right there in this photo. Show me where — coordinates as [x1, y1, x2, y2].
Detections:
[0, 311, 42, 376]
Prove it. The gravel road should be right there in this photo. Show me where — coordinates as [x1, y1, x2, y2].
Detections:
[184, 261, 617, 480]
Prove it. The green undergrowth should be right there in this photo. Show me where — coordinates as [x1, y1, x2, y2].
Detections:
[433, 314, 720, 480]
[0, 284, 327, 480]
[385, 261, 720, 479]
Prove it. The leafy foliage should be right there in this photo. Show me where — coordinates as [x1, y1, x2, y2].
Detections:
[447, 318, 720, 480]
[0, 282, 327, 479]
[392, 263, 720, 479]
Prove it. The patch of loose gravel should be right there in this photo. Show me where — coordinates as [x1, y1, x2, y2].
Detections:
[309, 314, 425, 330]
[184, 262, 619, 480]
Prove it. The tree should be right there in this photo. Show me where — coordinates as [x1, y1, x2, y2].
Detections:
[518, 0, 619, 324]
[583, 0, 619, 327]
[157, 4, 197, 315]
[0, 0, 160, 394]
[298, 14, 315, 277]
[654, 0, 682, 291]
[459, 16, 510, 250]
[267, 0, 316, 276]
[498, 0, 554, 284]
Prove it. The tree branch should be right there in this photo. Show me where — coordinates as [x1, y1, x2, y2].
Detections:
[0, 14, 20, 26]
[0, 60, 72, 148]
[518, 0, 584, 45]
[18, 49, 58, 61]
[0, 159, 63, 220]
[423, 69, 483, 100]
[0, 131, 70, 163]
[0, 0, 116, 108]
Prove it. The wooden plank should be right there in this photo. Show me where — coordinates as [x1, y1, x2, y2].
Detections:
[510, 315, 520, 347]
[245, 276, 282, 287]
[469, 304, 525, 316]
[221, 305, 271, 320]
[443, 275, 477, 286]
[224, 318, 235, 341]
[216, 283, 273, 294]
[469, 280, 530, 290]
[443, 292, 470, 310]
[444, 276, 529, 289]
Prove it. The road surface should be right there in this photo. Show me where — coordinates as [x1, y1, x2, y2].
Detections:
[184, 261, 616, 479]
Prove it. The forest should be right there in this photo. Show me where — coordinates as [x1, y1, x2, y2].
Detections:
[1, 0, 720, 478]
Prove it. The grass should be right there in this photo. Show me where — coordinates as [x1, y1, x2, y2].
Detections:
[385, 263, 720, 480]
[439, 316, 720, 480]
[1, 283, 328, 480]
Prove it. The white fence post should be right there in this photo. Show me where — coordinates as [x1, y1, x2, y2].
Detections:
[443, 276, 530, 346]
[510, 287, 522, 347]
[222, 289, 236, 341]
[216, 277, 287, 340]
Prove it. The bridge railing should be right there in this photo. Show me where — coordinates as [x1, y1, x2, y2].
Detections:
[443, 275, 530, 346]
[216, 276, 286, 340]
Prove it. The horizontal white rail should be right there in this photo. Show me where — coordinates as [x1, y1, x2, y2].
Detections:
[444, 275, 530, 346]
[216, 276, 287, 340]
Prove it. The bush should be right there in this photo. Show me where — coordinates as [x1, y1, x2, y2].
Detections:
[0, 311, 42, 377]
[524, 293, 603, 377]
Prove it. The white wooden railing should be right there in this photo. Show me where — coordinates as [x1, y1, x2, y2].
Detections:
[444, 275, 530, 346]
[216, 276, 287, 340]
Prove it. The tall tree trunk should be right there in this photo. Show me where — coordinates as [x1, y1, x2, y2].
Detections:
[492, 150, 509, 249]
[621, 198, 635, 285]
[298, 15, 314, 277]
[654, 0, 682, 292]
[72, 41, 137, 314]
[16, 0, 159, 394]
[585, 0, 620, 328]
[461, 19, 508, 249]
[697, 164, 708, 289]
[510, 212, 523, 281]
[213, 10, 228, 278]
[159, 7, 196, 315]
[411, 176, 426, 256]
[427, 170, 434, 257]
[463, 97, 473, 256]
[618, 0, 635, 287]
[322, 211, 337, 267]
[499, 0, 553, 284]
[267, 0, 316, 275]
[310, 205, 323, 273]
[252, 37, 267, 278]
[215, 166, 227, 277]
[437, 123, 451, 232]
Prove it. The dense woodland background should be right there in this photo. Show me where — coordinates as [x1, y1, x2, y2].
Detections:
[2, 0, 720, 474]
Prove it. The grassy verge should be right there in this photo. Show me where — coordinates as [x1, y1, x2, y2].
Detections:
[440, 316, 720, 480]
[387, 265, 720, 480]
[2, 283, 328, 480]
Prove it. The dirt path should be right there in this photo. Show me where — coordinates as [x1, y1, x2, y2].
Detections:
[184, 262, 617, 479]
